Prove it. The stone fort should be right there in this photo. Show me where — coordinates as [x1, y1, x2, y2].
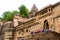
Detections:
[0, 2, 60, 40]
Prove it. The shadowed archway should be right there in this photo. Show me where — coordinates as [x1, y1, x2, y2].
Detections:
[43, 20, 49, 30]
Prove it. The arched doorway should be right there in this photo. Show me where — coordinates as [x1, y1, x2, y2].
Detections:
[43, 20, 49, 31]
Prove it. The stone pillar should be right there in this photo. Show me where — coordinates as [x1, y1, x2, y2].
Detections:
[4, 26, 14, 40]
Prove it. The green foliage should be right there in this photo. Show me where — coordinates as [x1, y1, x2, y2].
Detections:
[2, 11, 13, 21]
[12, 10, 19, 15]
[0, 5, 29, 21]
[0, 17, 2, 21]
[2, 11, 19, 21]
[18, 5, 29, 17]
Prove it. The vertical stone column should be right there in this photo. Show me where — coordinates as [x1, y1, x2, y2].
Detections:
[4, 26, 14, 40]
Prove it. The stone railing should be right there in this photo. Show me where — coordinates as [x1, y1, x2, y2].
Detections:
[16, 17, 39, 31]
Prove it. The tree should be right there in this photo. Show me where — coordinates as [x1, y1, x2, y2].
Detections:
[12, 10, 19, 17]
[2, 10, 19, 21]
[12, 10, 19, 15]
[0, 17, 2, 21]
[1, 5, 29, 21]
[18, 5, 29, 17]
[2, 11, 13, 21]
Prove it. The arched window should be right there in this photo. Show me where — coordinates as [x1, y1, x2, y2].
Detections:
[49, 9, 50, 12]
[26, 29, 29, 32]
[19, 31, 21, 34]
[21, 30, 24, 32]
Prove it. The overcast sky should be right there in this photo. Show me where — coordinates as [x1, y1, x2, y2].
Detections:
[0, 0, 60, 17]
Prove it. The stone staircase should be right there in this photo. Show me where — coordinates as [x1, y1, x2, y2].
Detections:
[26, 31, 60, 40]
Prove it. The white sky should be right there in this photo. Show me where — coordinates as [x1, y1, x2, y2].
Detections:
[0, 0, 60, 17]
